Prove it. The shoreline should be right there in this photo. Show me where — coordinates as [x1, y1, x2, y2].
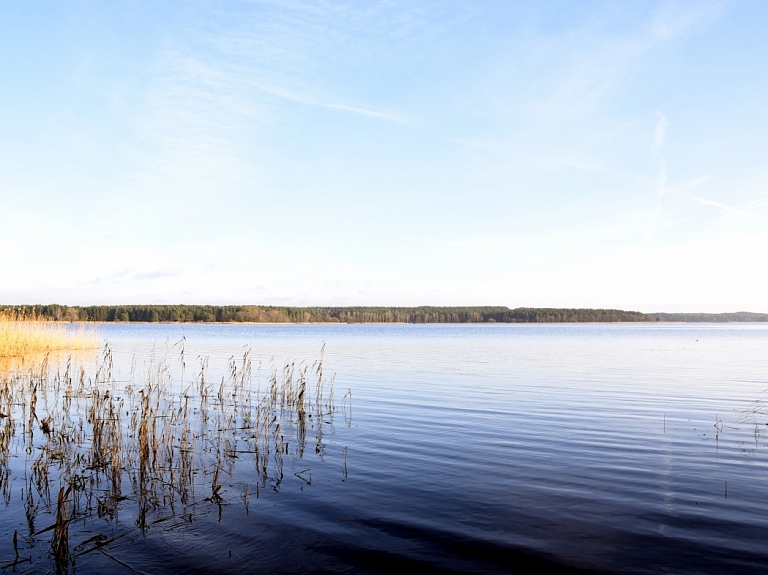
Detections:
[68, 320, 768, 325]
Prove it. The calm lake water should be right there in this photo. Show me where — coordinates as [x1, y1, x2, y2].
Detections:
[2, 323, 768, 574]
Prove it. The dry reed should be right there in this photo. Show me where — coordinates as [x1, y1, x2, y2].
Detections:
[0, 312, 99, 358]
[0, 339, 343, 572]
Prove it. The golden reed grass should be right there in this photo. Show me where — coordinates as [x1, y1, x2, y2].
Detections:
[0, 312, 99, 357]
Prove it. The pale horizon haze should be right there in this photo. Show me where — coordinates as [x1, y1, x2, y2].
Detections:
[2, 1, 767, 312]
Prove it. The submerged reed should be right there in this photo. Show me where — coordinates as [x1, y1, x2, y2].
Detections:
[0, 339, 346, 573]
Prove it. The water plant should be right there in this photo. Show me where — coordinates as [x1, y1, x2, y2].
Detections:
[0, 339, 344, 573]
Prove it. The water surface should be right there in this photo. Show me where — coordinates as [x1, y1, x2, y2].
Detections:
[2, 323, 768, 574]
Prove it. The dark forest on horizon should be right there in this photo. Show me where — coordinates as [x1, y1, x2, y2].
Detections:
[2, 305, 768, 323]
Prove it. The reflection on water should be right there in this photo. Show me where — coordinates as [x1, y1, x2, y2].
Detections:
[0, 341, 347, 573]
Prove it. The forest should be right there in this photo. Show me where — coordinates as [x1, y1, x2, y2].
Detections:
[1, 304, 653, 323]
[646, 312, 768, 322]
[4, 305, 765, 323]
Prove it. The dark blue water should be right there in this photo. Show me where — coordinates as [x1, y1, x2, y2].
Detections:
[2, 323, 768, 574]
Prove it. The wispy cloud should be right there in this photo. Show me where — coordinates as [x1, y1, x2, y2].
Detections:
[651, 111, 668, 153]
[447, 207, 656, 262]
[119, 2, 427, 215]
[687, 194, 760, 220]
[132, 270, 183, 281]
[646, 169, 714, 244]
[194, 0, 439, 126]
[666, 175, 712, 194]
[248, 81, 414, 125]
[650, 0, 727, 41]
[525, 3, 723, 122]
[87, 269, 183, 285]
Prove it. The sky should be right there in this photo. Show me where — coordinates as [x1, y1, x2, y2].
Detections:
[1, 0, 767, 312]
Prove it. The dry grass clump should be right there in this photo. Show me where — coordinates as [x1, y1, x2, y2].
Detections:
[0, 312, 98, 357]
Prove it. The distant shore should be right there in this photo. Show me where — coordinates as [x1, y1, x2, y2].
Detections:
[3, 305, 768, 324]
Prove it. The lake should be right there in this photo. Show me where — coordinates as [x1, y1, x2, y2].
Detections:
[2, 323, 768, 574]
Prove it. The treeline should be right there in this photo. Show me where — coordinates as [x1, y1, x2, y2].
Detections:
[6, 305, 766, 323]
[1, 304, 652, 323]
[648, 312, 768, 322]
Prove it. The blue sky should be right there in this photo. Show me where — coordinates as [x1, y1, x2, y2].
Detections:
[1, 0, 767, 311]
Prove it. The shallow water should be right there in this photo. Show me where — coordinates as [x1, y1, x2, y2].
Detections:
[2, 323, 768, 574]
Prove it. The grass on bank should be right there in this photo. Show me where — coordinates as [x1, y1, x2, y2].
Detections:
[0, 312, 99, 357]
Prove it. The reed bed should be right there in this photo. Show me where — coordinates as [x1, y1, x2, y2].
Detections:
[0, 312, 98, 357]
[0, 340, 347, 573]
